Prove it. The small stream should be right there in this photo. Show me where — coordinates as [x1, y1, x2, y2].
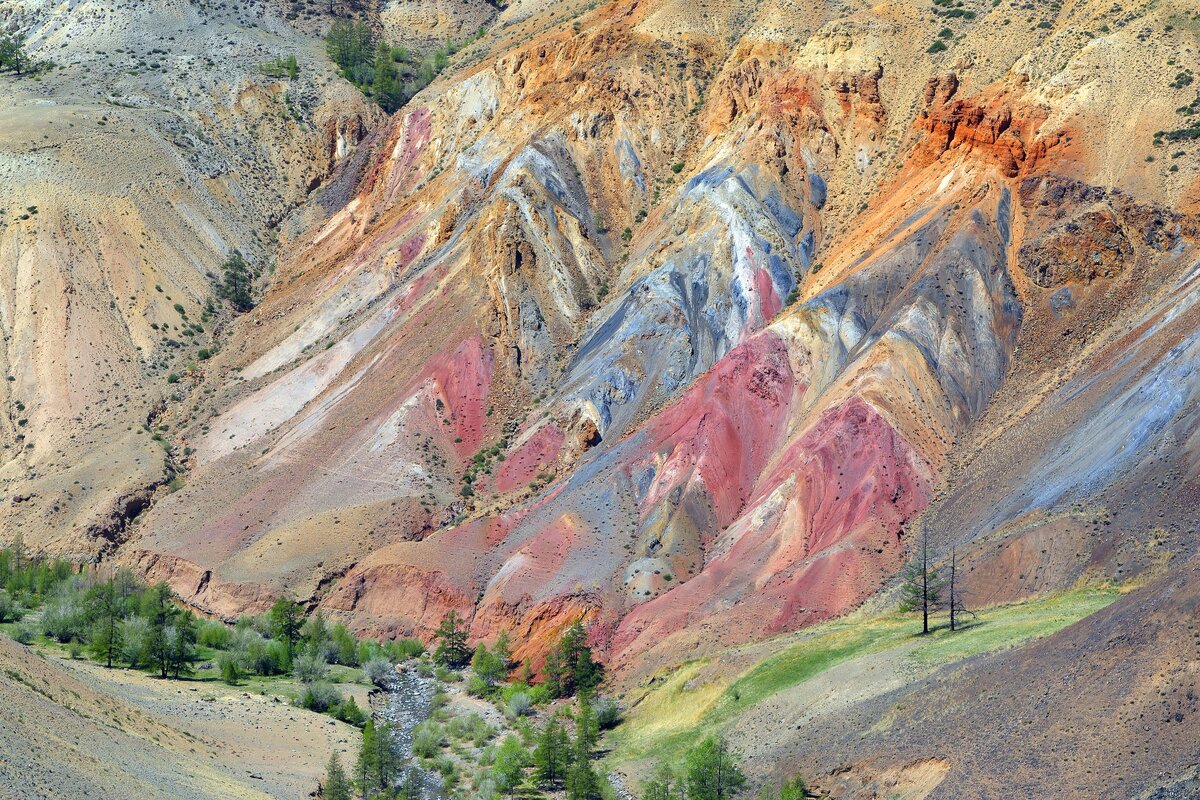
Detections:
[373, 664, 445, 799]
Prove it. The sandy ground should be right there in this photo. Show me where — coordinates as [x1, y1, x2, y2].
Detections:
[0, 636, 359, 799]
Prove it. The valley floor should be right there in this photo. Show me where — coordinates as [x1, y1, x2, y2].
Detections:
[0, 636, 359, 800]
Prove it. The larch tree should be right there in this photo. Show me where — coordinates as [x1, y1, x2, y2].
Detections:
[684, 736, 746, 800]
[899, 527, 944, 634]
[323, 752, 351, 800]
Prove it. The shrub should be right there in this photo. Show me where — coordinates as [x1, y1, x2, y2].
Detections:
[298, 681, 341, 713]
[331, 623, 358, 665]
[448, 713, 494, 747]
[356, 638, 384, 666]
[413, 721, 446, 758]
[387, 637, 425, 661]
[505, 691, 533, 719]
[197, 619, 232, 649]
[14, 625, 35, 645]
[120, 615, 151, 667]
[363, 655, 395, 687]
[293, 652, 329, 684]
[595, 695, 621, 729]
[927, 40, 948, 53]
[42, 589, 86, 643]
[466, 673, 491, 697]
[239, 631, 287, 675]
[0, 589, 20, 623]
[527, 683, 552, 706]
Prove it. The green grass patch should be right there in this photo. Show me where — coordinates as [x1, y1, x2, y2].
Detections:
[609, 585, 1123, 767]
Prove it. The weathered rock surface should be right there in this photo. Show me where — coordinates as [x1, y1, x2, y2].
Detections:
[4, 0, 1200, 794]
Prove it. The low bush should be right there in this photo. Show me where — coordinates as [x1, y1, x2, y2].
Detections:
[298, 681, 341, 713]
[413, 721, 446, 758]
[362, 655, 395, 687]
[293, 652, 329, 684]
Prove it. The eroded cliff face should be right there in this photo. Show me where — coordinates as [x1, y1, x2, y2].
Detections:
[5, 0, 1200, 793]
[96, 0, 1200, 696]
[7, 0, 1200, 706]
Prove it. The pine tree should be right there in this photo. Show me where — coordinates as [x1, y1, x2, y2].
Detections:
[164, 614, 197, 678]
[217, 250, 255, 312]
[565, 731, 601, 800]
[433, 610, 470, 667]
[357, 719, 378, 798]
[898, 527, 944, 635]
[372, 41, 404, 113]
[684, 737, 746, 800]
[0, 33, 29, 75]
[493, 734, 530, 798]
[143, 582, 177, 678]
[493, 629, 512, 666]
[399, 767, 423, 800]
[574, 694, 599, 757]
[947, 546, 972, 632]
[472, 641, 506, 687]
[545, 620, 603, 698]
[355, 720, 399, 795]
[543, 645, 566, 697]
[324, 752, 352, 800]
[220, 654, 242, 685]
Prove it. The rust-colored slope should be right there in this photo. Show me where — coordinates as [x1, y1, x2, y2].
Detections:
[117, 0, 1200, 688]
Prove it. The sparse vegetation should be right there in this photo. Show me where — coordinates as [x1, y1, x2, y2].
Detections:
[259, 53, 299, 80]
[215, 249, 256, 312]
[0, 32, 30, 75]
[608, 586, 1124, 767]
[325, 21, 485, 113]
[0, 541, 382, 729]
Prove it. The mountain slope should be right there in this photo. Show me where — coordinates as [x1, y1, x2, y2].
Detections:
[3, 0, 1200, 794]
[0, 0, 377, 558]
[127, 0, 1199, 664]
